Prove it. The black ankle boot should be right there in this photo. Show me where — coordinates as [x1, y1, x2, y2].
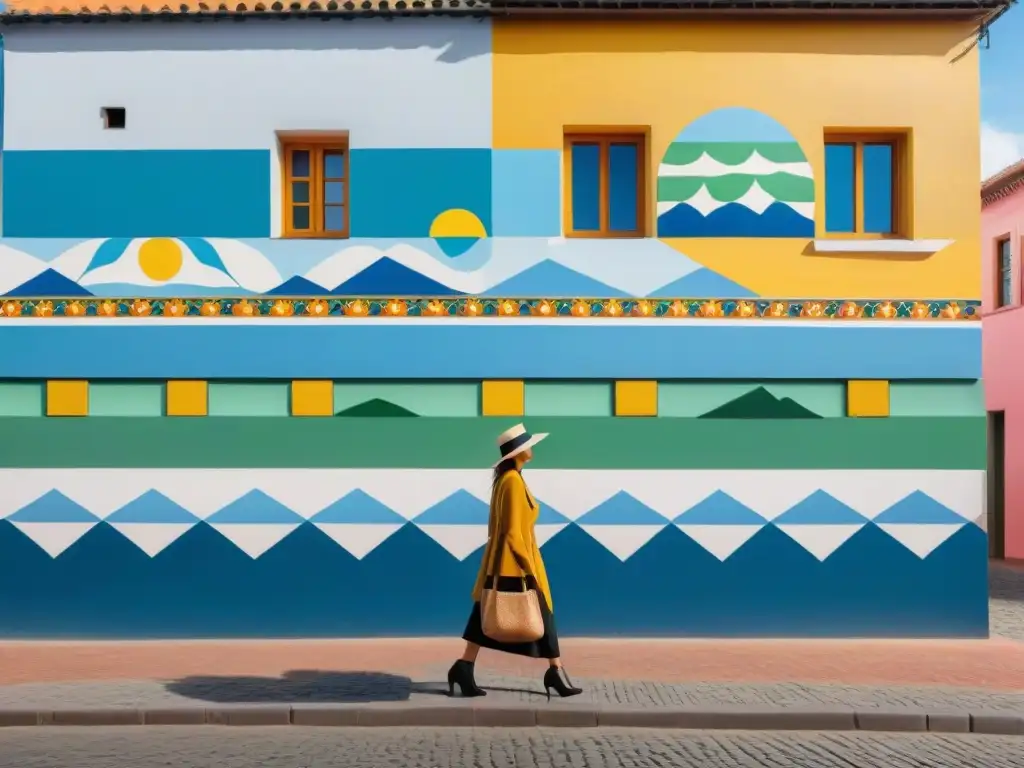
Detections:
[447, 660, 486, 697]
[543, 666, 583, 699]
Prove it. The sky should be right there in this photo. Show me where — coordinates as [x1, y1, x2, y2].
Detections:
[981, 4, 1024, 179]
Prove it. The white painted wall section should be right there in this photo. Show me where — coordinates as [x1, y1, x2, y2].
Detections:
[2, 19, 492, 150]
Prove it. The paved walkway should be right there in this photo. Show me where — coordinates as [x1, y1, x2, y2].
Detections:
[0, 563, 1021, 731]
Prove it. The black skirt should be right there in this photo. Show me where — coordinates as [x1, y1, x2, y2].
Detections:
[462, 576, 561, 659]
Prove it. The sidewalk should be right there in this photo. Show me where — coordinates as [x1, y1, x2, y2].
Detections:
[0, 637, 1023, 733]
[0, 563, 1021, 733]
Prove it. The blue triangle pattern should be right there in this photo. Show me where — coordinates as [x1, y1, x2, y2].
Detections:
[874, 492, 967, 525]
[106, 491, 201, 524]
[673, 491, 767, 525]
[7, 491, 100, 523]
[533, 500, 571, 525]
[310, 491, 406, 524]
[412, 490, 489, 525]
[773, 491, 868, 525]
[576, 492, 668, 525]
[206, 491, 305, 525]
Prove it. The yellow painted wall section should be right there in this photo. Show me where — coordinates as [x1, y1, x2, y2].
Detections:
[847, 380, 891, 417]
[482, 380, 525, 416]
[291, 380, 334, 417]
[615, 380, 658, 417]
[492, 19, 981, 299]
[46, 380, 88, 417]
[166, 380, 209, 417]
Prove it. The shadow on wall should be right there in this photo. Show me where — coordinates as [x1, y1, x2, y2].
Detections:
[164, 670, 542, 703]
[496, 18, 974, 57]
[3, 18, 490, 63]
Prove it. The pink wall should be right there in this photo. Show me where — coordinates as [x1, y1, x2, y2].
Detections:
[982, 187, 1024, 559]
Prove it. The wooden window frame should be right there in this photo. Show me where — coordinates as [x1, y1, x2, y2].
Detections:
[996, 235, 1013, 309]
[823, 132, 907, 239]
[563, 131, 647, 239]
[280, 132, 350, 239]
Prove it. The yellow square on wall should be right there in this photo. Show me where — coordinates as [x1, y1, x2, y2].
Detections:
[615, 380, 658, 417]
[46, 380, 88, 417]
[167, 380, 208, 417]
[847, 380, 890, 417]
[291, 380, 334, 416]
[482, 380, 525, 417]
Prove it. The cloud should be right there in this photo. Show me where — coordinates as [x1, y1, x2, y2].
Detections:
[982, 122, 1024, 180]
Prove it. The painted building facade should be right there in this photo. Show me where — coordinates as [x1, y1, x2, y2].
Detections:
[981, 160, 1024, 561]
[0, 1, 998, 638]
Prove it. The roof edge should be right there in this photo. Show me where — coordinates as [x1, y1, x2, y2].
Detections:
[982, 159, 1024, 206]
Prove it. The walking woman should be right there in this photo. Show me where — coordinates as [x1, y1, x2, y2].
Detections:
[447, 424, 583, 700]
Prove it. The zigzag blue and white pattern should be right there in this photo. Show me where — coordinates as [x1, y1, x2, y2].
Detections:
[0, 469, 984, 562]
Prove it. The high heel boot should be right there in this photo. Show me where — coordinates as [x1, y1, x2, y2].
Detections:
[543, 666, 583, 699]
[447, 659, 486, 697]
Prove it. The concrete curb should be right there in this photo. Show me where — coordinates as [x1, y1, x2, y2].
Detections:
[0, 705, 1021, 734]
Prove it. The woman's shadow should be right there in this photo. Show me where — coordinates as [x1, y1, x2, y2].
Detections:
[164, 670, 541, 704]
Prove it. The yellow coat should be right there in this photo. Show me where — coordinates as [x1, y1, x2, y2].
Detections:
[471, 470, 553, 612]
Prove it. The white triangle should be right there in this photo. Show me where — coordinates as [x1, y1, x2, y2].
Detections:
[912, 471, 985, 522]
[877, 523, 963, 559]
[724, 471, 826, 521]
[775, 524, 863, 561]
[9, 521, 96, 557]
[535, 524, 567, 548]
[48, 470, 156, 519]
[153, 470, 256, 520]
[817, 470, 920, 520]
[0, 470, 51, 518]
[526, 471, 625, 521]
[314, 523, 404, 559]
[578, 524, 665, 561]
[210, 523, 300, 558]
[676, 524, 762, 561]
[415, 524, 489, 560]
[359, 470, 486, 520]
[971, 513, 987, 533]
[109, 522, 195, 557]
[256, 470, 361, 520]
[623, 471, 725, 519]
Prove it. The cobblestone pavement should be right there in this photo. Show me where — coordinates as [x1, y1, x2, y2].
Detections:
[0, 727, 1021, 768]
[990, 562, 1024, 642]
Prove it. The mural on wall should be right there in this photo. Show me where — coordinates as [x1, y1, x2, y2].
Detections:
[0, 236, 758, 300]
[656, 107, 815, 238]
[0, 469, 987, 637]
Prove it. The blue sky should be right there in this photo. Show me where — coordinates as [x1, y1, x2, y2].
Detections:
[981, 5, 1024, 178]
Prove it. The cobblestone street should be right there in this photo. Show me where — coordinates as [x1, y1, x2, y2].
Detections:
[0, 727, 1020, 768]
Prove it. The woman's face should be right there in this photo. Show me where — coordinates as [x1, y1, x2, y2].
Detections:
[519, 447, 534, 464]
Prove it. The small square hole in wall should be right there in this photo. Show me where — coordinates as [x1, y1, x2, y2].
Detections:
[102, 107, 126, 130]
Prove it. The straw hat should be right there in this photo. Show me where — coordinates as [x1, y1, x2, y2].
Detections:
[493, 423, 548, 467]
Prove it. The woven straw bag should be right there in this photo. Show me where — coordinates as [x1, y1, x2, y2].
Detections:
[480, 518, 544, 644]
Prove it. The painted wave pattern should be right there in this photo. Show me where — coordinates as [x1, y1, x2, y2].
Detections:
[0, 239, 758, 300]
[657, 142, 815, 238]
[0, 475, 982, 564]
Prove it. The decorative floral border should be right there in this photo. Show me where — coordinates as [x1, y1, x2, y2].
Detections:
[0, 297, 980, 320]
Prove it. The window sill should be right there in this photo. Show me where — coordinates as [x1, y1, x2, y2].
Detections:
[812, 238, 953, 255]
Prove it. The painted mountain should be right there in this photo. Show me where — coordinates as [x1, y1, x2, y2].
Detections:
[329, 258, 463, 297]
[266, 276, 328, 296]
[335, 399, 419, 417]
[3, 269, 93, 297]
[649, 267, 757, 298]
[656, 107, 815, 238]
[484, 260, 627, 298]
[699, 386, 821, 418]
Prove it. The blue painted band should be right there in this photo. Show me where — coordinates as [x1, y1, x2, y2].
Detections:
[0, 322, 981, 379]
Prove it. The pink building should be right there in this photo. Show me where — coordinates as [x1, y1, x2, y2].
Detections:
[982, 161, 1024, 560]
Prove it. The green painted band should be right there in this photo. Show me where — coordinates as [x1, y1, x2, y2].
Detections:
[0, 416, 985, 469]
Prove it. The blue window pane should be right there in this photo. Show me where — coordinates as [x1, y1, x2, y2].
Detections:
[824, 143, 855, 233]
[571, 143, 601, 232]
[324, 151, 345, 179]
[325, 182, 344, 205]
[863, 144, 894, 234]
[608, 143, 639, 232]
[291, 150, 310, 178]
[324, 206, 345, 232]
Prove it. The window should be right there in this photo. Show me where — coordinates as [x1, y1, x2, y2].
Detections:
[564, 133, 646, 237]
[281, 136, 349, 238]
[996, 237, 1013, 308]
[823, 134, 904, 236]
[102, 107, 126, 130]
